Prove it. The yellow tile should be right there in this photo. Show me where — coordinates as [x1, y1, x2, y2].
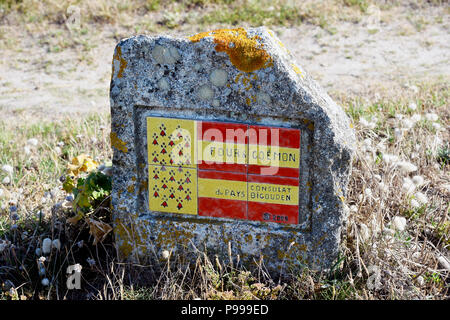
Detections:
[149, 165, 197, 215]
[198, 178, 247, 201]
[248, 145, 300, 168]
[248, 182, 298, 205]
[147, 116, 197, 168]
[198, 140, 247, 165]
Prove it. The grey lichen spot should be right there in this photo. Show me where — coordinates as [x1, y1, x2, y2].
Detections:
[209, 69, 228, 87]
[157, 78, 170, 91]
[212, 99, 220, 107]
[257, 92, 271, 104]
[198, 85, 214, 101]
[193, 63, 202, 71]
[152, 45, 180, 65]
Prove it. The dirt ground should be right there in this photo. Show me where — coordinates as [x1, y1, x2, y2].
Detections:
[0, 5, 448, 118]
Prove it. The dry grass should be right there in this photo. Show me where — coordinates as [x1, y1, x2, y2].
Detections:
[0, 79, 448, 300]
[0, 0, 448, 301]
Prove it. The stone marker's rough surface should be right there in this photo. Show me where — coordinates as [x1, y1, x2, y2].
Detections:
[110, 27, 356, 272]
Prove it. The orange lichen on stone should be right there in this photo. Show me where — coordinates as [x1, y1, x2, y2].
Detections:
[110, 132, 128, 153]
[112, 46, 128, 78]
[189, 28, 272, 73]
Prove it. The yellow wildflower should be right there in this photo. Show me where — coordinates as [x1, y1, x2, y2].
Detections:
[67, 154, 98, 177]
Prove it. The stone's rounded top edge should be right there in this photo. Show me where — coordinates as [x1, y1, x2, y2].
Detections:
[114, 34, 191, 49]
[115, 26, 275, 47]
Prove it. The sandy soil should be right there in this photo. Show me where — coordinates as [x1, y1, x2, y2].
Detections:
[0, 6, 448, 118]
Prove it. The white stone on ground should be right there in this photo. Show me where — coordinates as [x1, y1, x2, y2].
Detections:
[392, 216, 407, 232]
[42, 238, 52, 254]
[1, 164, 13, 174]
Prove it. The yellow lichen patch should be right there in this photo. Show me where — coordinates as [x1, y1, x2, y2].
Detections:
[139, 180, 148, 193]
[112, 46, 128, 78]
[110, 132, 128, 153]
[291, 63, 303, 76]
[127, 184, 135, 194]
[189, 28, 272, 73]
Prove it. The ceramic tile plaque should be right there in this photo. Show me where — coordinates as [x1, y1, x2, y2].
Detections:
[147, 116, 301, 224]
[110, 27, 356, 272]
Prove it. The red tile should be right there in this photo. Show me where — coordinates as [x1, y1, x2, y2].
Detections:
[198, 162, 247, 173]
[248, 125, 300, 148]
[198, 121, 248, 173]
[198, 170, 247, 181]
[248, 165, 299, 178]
[248, 174, 299, 186]
[248, 202, 298, 224]
[198, 121, 248, 144]
[198, 198, 247, 220]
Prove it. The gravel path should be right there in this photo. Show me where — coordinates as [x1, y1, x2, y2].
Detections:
[0, 7, 448, 118]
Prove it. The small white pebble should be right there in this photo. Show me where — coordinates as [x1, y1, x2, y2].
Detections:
[401, 118, 413, 129]
[350, 205, 357, 213]
[364, 188, 373, 198]
[396, 161, 417, 174]
[162, 250, 170, 259]
[383, 154, 399, 165]
[378, 182, 389, 193]
[27, 138, 38, 146]
[415, 192, 428, 204]
[408, 102, 417, 111]
[411, 114, 421, 123]
[392, 216, 407, 232]
[412, 175, 424, 186]
[42, 238, 52, 254]
[2, 176, 11, 185]
[359, 118, 376, 129]
[394, 128, 403, 139]
[363, 138, 372, 148]
[54, 146, 62, 155]
[359, 223, 370, 242]
[410, 199, 421, 208]
[402, 178, 416, 194]
[41, 278, 49, 286]
[1, 164, 13, 174]
[432, 123, 442, 131]
[24, 145, 31, 155]
[416, 276, 424, 286]
[425, 113, 438, 121]
[52, 239, 61, 251]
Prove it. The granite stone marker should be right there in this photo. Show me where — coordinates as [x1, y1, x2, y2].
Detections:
[110, 27, 355, 272]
